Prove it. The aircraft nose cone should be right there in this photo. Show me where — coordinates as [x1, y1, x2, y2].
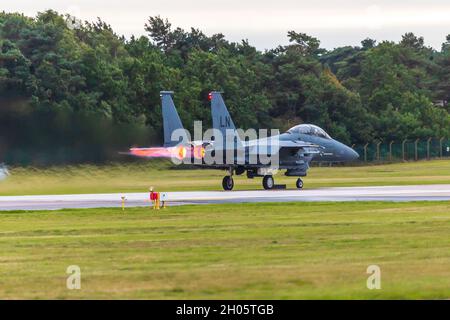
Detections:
[346, 146, 359, 161]
[335, 141, 359, 161]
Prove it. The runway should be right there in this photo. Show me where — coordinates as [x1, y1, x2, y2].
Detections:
[0, 184, 449, 211]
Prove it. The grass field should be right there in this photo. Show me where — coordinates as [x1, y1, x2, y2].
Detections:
[0, 201, 449, 299]
[0, 159, 450, 196]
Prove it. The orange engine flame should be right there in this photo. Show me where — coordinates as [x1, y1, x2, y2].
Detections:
[129, 146, 188, 160]
[193, 146, 205, 159]
[176, 146, 187, 160]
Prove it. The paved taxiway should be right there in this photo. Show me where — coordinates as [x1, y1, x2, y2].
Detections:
[0, 184, 449, 211]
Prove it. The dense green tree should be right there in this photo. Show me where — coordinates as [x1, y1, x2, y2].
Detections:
[400, 32, 425, 50]
[1, 10, 449, 165]
[434, 35, 450, 106]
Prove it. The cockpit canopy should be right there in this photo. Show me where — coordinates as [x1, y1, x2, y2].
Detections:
[286, 124, 332, 139]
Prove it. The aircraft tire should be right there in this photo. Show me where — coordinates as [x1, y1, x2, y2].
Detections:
[296, 178, 304, 189]
[262, 175, 274, 190]
[222, 176, 234, 191]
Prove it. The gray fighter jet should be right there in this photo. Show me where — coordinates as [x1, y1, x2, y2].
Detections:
[208, 92, 359, 190]
[129, 91, 359, 191]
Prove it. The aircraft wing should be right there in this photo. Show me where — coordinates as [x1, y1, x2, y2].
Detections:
[274, 140, 323, 154]
[278, 140, 320, 149]
[247, 138, 320, 149]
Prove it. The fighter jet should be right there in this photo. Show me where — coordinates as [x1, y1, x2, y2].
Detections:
[128, 91, 359, 191]
[208, 91, 359, 190]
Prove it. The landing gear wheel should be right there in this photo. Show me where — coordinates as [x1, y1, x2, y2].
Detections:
[296, 178, 304, 189]
[262, 175, 275, 190]
[222, 176, 234, 191]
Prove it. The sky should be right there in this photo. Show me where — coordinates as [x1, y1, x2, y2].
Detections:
[4, 0, 450, 50]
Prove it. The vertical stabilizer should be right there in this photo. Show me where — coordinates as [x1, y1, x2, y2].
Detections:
[210, 91, 243, 148]
[161, 91, 189, 147]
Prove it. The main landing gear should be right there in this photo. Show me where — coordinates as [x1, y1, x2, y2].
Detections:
[262, 175, 275, 190]
[222, 167, 234, 191]
[222, 176, 234, 191]
[296, 178, 304, 189]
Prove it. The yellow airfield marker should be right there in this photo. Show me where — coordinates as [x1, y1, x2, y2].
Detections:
[121, 195, 126, 211]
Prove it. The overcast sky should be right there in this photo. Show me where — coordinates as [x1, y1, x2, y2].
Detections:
[4, 0, 450, 50]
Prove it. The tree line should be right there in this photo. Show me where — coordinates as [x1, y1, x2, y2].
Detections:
[0, 10, 449, 164]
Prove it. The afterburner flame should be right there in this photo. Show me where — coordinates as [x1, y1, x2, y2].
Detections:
[176, 146, 187, 160]
[129, 146, 187, 160]
[129, 144, 206, 161]
[193, 146, 206, 159]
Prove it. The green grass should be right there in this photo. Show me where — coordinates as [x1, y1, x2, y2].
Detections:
[1, 159, 450, 196]
[0, 201, 449, 299]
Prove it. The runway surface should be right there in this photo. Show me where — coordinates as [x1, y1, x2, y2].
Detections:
[0, 184, 449, 211]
